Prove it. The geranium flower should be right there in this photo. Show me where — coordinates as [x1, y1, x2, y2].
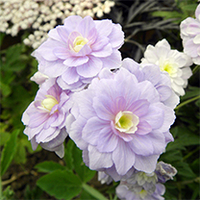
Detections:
[22, 79, 72, 158]
[141, 39, 193, 96]
[116, 161, 177, 200]
[180, 4, 200, 65]
[32, 15, 124, 91]
[66, 67, 175, 180]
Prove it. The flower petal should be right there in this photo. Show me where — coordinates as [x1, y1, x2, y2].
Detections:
[88, 145, 113, 169]
[112, 139, 135, 175]
[76, 56, 103, 78]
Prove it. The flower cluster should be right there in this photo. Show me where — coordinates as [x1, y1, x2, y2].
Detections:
[21, 7, 197, 198]
[116, 161, 177, 200]
[0, 0, 115, 48]
[180, 4, 200, 65]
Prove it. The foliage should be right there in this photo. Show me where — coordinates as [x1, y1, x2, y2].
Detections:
[0, 0, 199, 199]
[152, 0, 197, 24]
[35, 139, 106, 200]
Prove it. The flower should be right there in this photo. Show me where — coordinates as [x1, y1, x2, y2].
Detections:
[0, 0, 115, 48]
[32, 15, 124, 91]
[22, 79, 72, 158]
[155, 161, 177, 183]
[141, 39, 193, 96]
[122, 58, 179, 109]
[116, 161, 177, 200]
[66, 66, 175, 180]
[180, 4, 200, 65]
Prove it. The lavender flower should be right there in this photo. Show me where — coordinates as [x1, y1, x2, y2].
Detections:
[180, 4, 200, 65]
[155, 161, 177, 183]
[122, 58, 179, 109]
[22, 79, 72, 158]
[116, 161, 177, 200]
[141, 39, 193, 96]
[32, 15, 124, 91]
[67, 66, 175, 180]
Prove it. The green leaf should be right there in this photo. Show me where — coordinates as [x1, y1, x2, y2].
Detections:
[1, 129, 20, 175]
[181, 86, 200, 100]
[14, 142, 26, 164]
[79, 189, 96, 200]
[64, 139, 74, 170]
[72, 142, 96, 182]
[175, 126, 200, 146]
[37, 169, 82, 200]
[35, 161, 65, 173]
[0, 131, 10, 146]
[175, 162, 196, 178]
[82, 183, 108, 200]
[160, 150, 182, 163]
[64, 139, 96, 182]
[0, 81, 11, 97]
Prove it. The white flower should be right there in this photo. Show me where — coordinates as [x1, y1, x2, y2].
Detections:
[0, 0, 115, 49]
[141, 39, 193, 96]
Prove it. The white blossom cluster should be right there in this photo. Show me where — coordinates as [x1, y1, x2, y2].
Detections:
[0, 0, 115, 48]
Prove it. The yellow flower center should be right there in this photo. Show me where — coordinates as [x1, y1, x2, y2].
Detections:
[115, 111, 139, 134]
[73, 36, 88, 52]
[41, 95, 58, 112]
[160, 61, 177, 75]
[139, 189, 148, 199]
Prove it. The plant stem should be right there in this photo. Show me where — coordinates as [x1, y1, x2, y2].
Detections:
[175, 95, 200, 110]
[82, 183, 108, 200]
[183, 146, 200, 161]
[192, 65, 200, 74]
[124, 39, 145, 52]
[176, 177, 200, 185]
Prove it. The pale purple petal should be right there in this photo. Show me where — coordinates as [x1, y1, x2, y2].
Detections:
[112, 140, 135, 175]
[108, 23, 124, 49]
[76, 56, 103, 78]
[82, 117, 108, 146]
[129, 134, 154, 156]
[77, 16, 95, 38]
[88, 145, 113, 170]
[63, 56, 89, 67]
[94, 19, 113, 37]
[61, 67, 80, 85]
[134, 154, 159, 173]
[96, 126, 119, 152]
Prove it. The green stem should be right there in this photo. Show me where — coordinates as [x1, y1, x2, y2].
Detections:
[182, 146, 200, 161]
[192, 65, 200, 74]
[82, 183, 108, 200]
[175, 177, 200, 185]
[113, 194, 118, 200]
[175, 95, 200, 110]
[124, 39, 145, 52]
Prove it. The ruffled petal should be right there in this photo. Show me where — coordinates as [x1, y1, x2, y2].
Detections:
[112, 139, 135, 175]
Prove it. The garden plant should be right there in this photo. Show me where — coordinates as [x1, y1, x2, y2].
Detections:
[0, 0, 199, 200]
